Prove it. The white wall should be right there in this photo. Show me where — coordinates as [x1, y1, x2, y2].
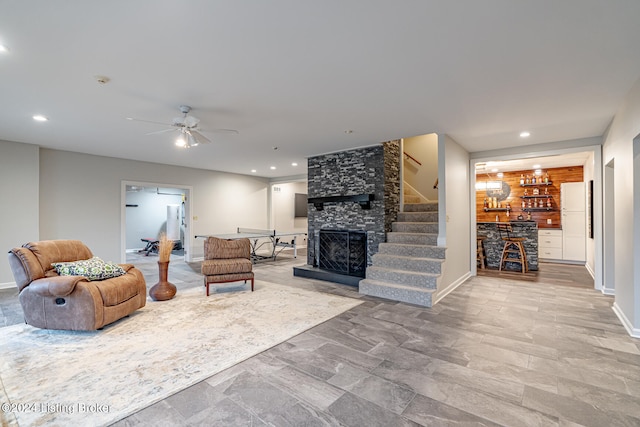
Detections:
[125, 188, 184, 250]
[0, 141, 39, 285]
[403, 133, 438, 200]
[271, 181, 308, 235]
[435, 134, 471, 302]
[39, 148, 269, 263]
[602, 76, 640, 336]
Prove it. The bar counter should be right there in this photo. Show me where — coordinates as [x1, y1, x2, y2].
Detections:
[477, 221, 538, 271]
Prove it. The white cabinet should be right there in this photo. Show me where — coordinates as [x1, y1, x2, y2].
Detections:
[561, 182, 586, 262]
[538, 229, 563, 260]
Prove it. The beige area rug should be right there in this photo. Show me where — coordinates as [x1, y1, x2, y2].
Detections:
[0, 281, 362, 426]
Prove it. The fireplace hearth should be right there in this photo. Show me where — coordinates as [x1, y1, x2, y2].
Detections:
[318, 230, 367, 278]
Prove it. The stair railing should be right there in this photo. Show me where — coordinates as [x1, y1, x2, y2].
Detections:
[403, 151, 422, 166]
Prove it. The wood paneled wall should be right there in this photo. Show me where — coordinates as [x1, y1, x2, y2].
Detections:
[475, 166, 583, 229]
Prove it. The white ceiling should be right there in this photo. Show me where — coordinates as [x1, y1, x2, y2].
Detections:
[474, 151, 593, 175]
[2, 1, 640, 178]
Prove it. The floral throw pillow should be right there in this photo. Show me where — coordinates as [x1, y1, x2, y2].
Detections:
[52, 257, 126, 281]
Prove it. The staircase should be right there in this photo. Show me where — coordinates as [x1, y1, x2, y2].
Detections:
[359, 201, 444, 307]
[403, 182, 429, 204]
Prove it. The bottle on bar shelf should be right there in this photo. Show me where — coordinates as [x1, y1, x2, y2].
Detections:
[532, 175, 537, 184]
[520, 174, 525, 185]
[544, 172, 549, 183]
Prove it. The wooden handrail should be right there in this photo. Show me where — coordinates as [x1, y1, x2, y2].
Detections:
[403, 151, 422, 166]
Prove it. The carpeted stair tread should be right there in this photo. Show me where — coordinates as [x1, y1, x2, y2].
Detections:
[392, 222, 439, 233]
[386, 232, 438, 245]
[359, 279, 435, 307]
[404, 195, 422, 204]
[397, 211, 439, 222]
[403, 202, 438, 212]
[378, 243, 446, 259]
[365, 266, 438, 288]
[372, 253, 443, 274]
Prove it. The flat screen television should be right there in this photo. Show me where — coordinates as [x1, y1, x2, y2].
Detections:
[294, 193, 308, 217]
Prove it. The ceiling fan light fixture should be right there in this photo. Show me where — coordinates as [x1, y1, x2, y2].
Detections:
[175, 137, 187, 147]
[186, 132, 199, 147]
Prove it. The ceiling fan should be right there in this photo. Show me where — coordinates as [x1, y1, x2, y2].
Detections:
[127, 105, 238, 148]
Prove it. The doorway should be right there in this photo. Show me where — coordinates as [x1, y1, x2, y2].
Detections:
[120, 181, 194, 263]
[470, 145, 602, 290]
[604, 159, 615, 294]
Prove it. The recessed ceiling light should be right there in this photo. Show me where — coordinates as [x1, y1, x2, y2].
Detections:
[497, 172, 504, 178]
[32, 115, 48, 122]
[491, 168, 499, 173]
[270, 166, 276, 170]
[291, 162, 298, 167]
[520, 131, 530, 138]
[532, 164, 541, 169]
[251, 169, 257, 173]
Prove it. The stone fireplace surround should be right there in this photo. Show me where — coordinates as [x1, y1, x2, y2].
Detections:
[293, 141, 400, 286]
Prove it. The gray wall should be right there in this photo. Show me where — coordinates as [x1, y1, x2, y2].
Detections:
[0, 142, 320, 288]
[0, 141, 39, 284]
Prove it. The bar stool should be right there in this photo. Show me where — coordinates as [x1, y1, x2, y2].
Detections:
[476, 236, 487, 269]
[497, 223, 527, 273]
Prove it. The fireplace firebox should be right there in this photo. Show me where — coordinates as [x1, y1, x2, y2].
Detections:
[318, 230, 367, 278]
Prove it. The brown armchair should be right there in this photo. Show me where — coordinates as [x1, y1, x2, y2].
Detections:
[201, 237, 254, 296]
[7, 240, 147, 331]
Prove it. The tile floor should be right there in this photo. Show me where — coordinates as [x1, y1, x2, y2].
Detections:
[2, 251, 639, 426]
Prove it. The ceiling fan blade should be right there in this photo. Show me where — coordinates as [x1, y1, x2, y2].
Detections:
[190, 130, 212, 144]
[145, 128, 177, 136]
[126, 117, 173, 126]
[200, 128, 239, 134]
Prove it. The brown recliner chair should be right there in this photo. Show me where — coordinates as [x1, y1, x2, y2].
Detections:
[201, 237, 254, 296]
[7, 240, 147, 331]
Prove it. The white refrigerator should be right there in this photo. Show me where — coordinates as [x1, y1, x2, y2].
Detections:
[561, 182, 586, 262]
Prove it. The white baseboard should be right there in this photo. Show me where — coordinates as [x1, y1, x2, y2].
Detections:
[602, 287, 615, 296]
[612, 302, 640, 338]
[0, 281, 15, 290]
[433, 271, 471, 305]
[585, 262, 595, 280]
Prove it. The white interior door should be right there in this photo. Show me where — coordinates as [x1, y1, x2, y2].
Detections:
[563, 211, 586, 261]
